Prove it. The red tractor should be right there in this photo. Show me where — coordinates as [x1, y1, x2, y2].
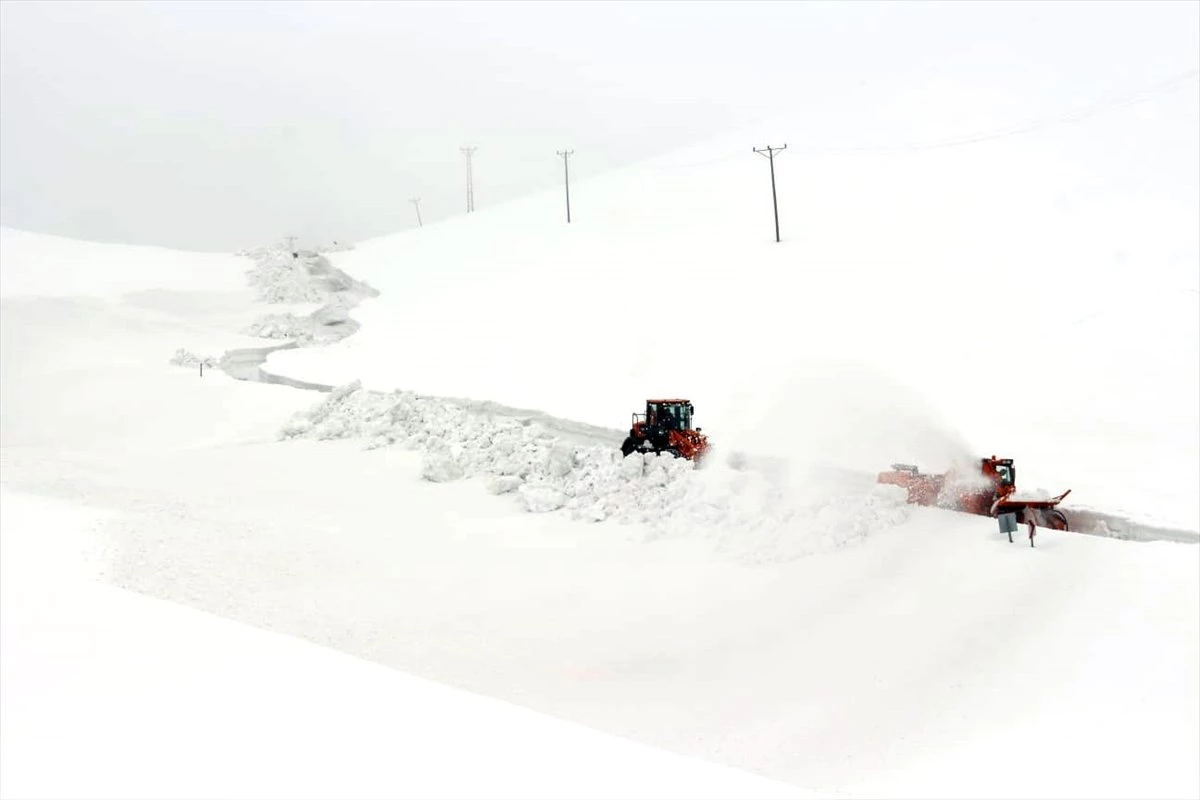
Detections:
[621, 399, 711, 462]
[877, 455, 1071, 534]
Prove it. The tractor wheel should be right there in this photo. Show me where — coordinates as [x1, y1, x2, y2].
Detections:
[620, 437, 639, 457]
[1045, 509, 1069, 531]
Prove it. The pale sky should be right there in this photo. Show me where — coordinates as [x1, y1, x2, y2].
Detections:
[1, 0, 1197, 251]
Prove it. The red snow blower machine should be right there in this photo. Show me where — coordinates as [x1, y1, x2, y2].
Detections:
[877, 455, 1070, 545]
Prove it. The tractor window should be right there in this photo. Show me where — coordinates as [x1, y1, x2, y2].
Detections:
[650, 403, 692, 430]
[661, 405, 678, 428]
[995, 464, 1014, 485]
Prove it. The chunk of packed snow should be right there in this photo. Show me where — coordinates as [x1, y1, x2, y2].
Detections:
[242, 312, 315, 342]
[421, 452, 466, 483]
[518, 483, 568, 513]
[488, 475, 524, 495]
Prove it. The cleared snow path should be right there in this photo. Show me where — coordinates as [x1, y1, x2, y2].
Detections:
[229, 245, 1197, 548]
[221, 340, 335, 392]
[216, 247, 374, 391]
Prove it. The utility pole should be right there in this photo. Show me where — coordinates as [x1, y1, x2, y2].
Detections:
[410, 197, 423, 228]
[752, 143, 787, 243]
[460, 146, 478, 212]
[557, 149, 573, 223]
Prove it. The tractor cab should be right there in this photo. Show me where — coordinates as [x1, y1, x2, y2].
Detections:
[644, 399, 696, 432]
[981, 456, 1016, 491]
[622, 398, 710, 461]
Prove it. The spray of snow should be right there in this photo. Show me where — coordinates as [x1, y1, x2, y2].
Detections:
[721, 356, 978, 478]
[279, 382, 911, 563]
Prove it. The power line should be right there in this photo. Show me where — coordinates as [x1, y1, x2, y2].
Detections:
[557, 149, 574, 223]
[460, 146, 478, 212]
[753, 143, 787, 243]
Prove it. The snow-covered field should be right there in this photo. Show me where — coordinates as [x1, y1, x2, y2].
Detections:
[0, 487, 812, 800]
[267, 114, 1200, 535]
[2, 95, 1198, 798]
[0, 231, 813, 798]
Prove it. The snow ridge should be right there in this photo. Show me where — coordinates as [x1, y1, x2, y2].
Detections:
[241, 312, 316, 342]
[237, 246, 330, 304]
[279, 382, 912, 563]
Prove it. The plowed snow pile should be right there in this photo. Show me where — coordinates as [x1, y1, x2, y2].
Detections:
[279, 382, 911, 563]
[238, 246, 330, 304]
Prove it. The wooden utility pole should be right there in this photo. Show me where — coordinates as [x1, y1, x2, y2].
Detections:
[752, 143, 787, 242]
[410, 197, 423, 227]
[557, 149, 574, 223]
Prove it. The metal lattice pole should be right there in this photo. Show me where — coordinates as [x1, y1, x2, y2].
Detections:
[460, 146, 478, 212]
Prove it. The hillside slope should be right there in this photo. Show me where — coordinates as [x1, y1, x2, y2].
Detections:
[0, 229, 816, 799]
[2, 223, 1197, 798]
[0, 487, 813, 800]
[267, 105, 1200, 532]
